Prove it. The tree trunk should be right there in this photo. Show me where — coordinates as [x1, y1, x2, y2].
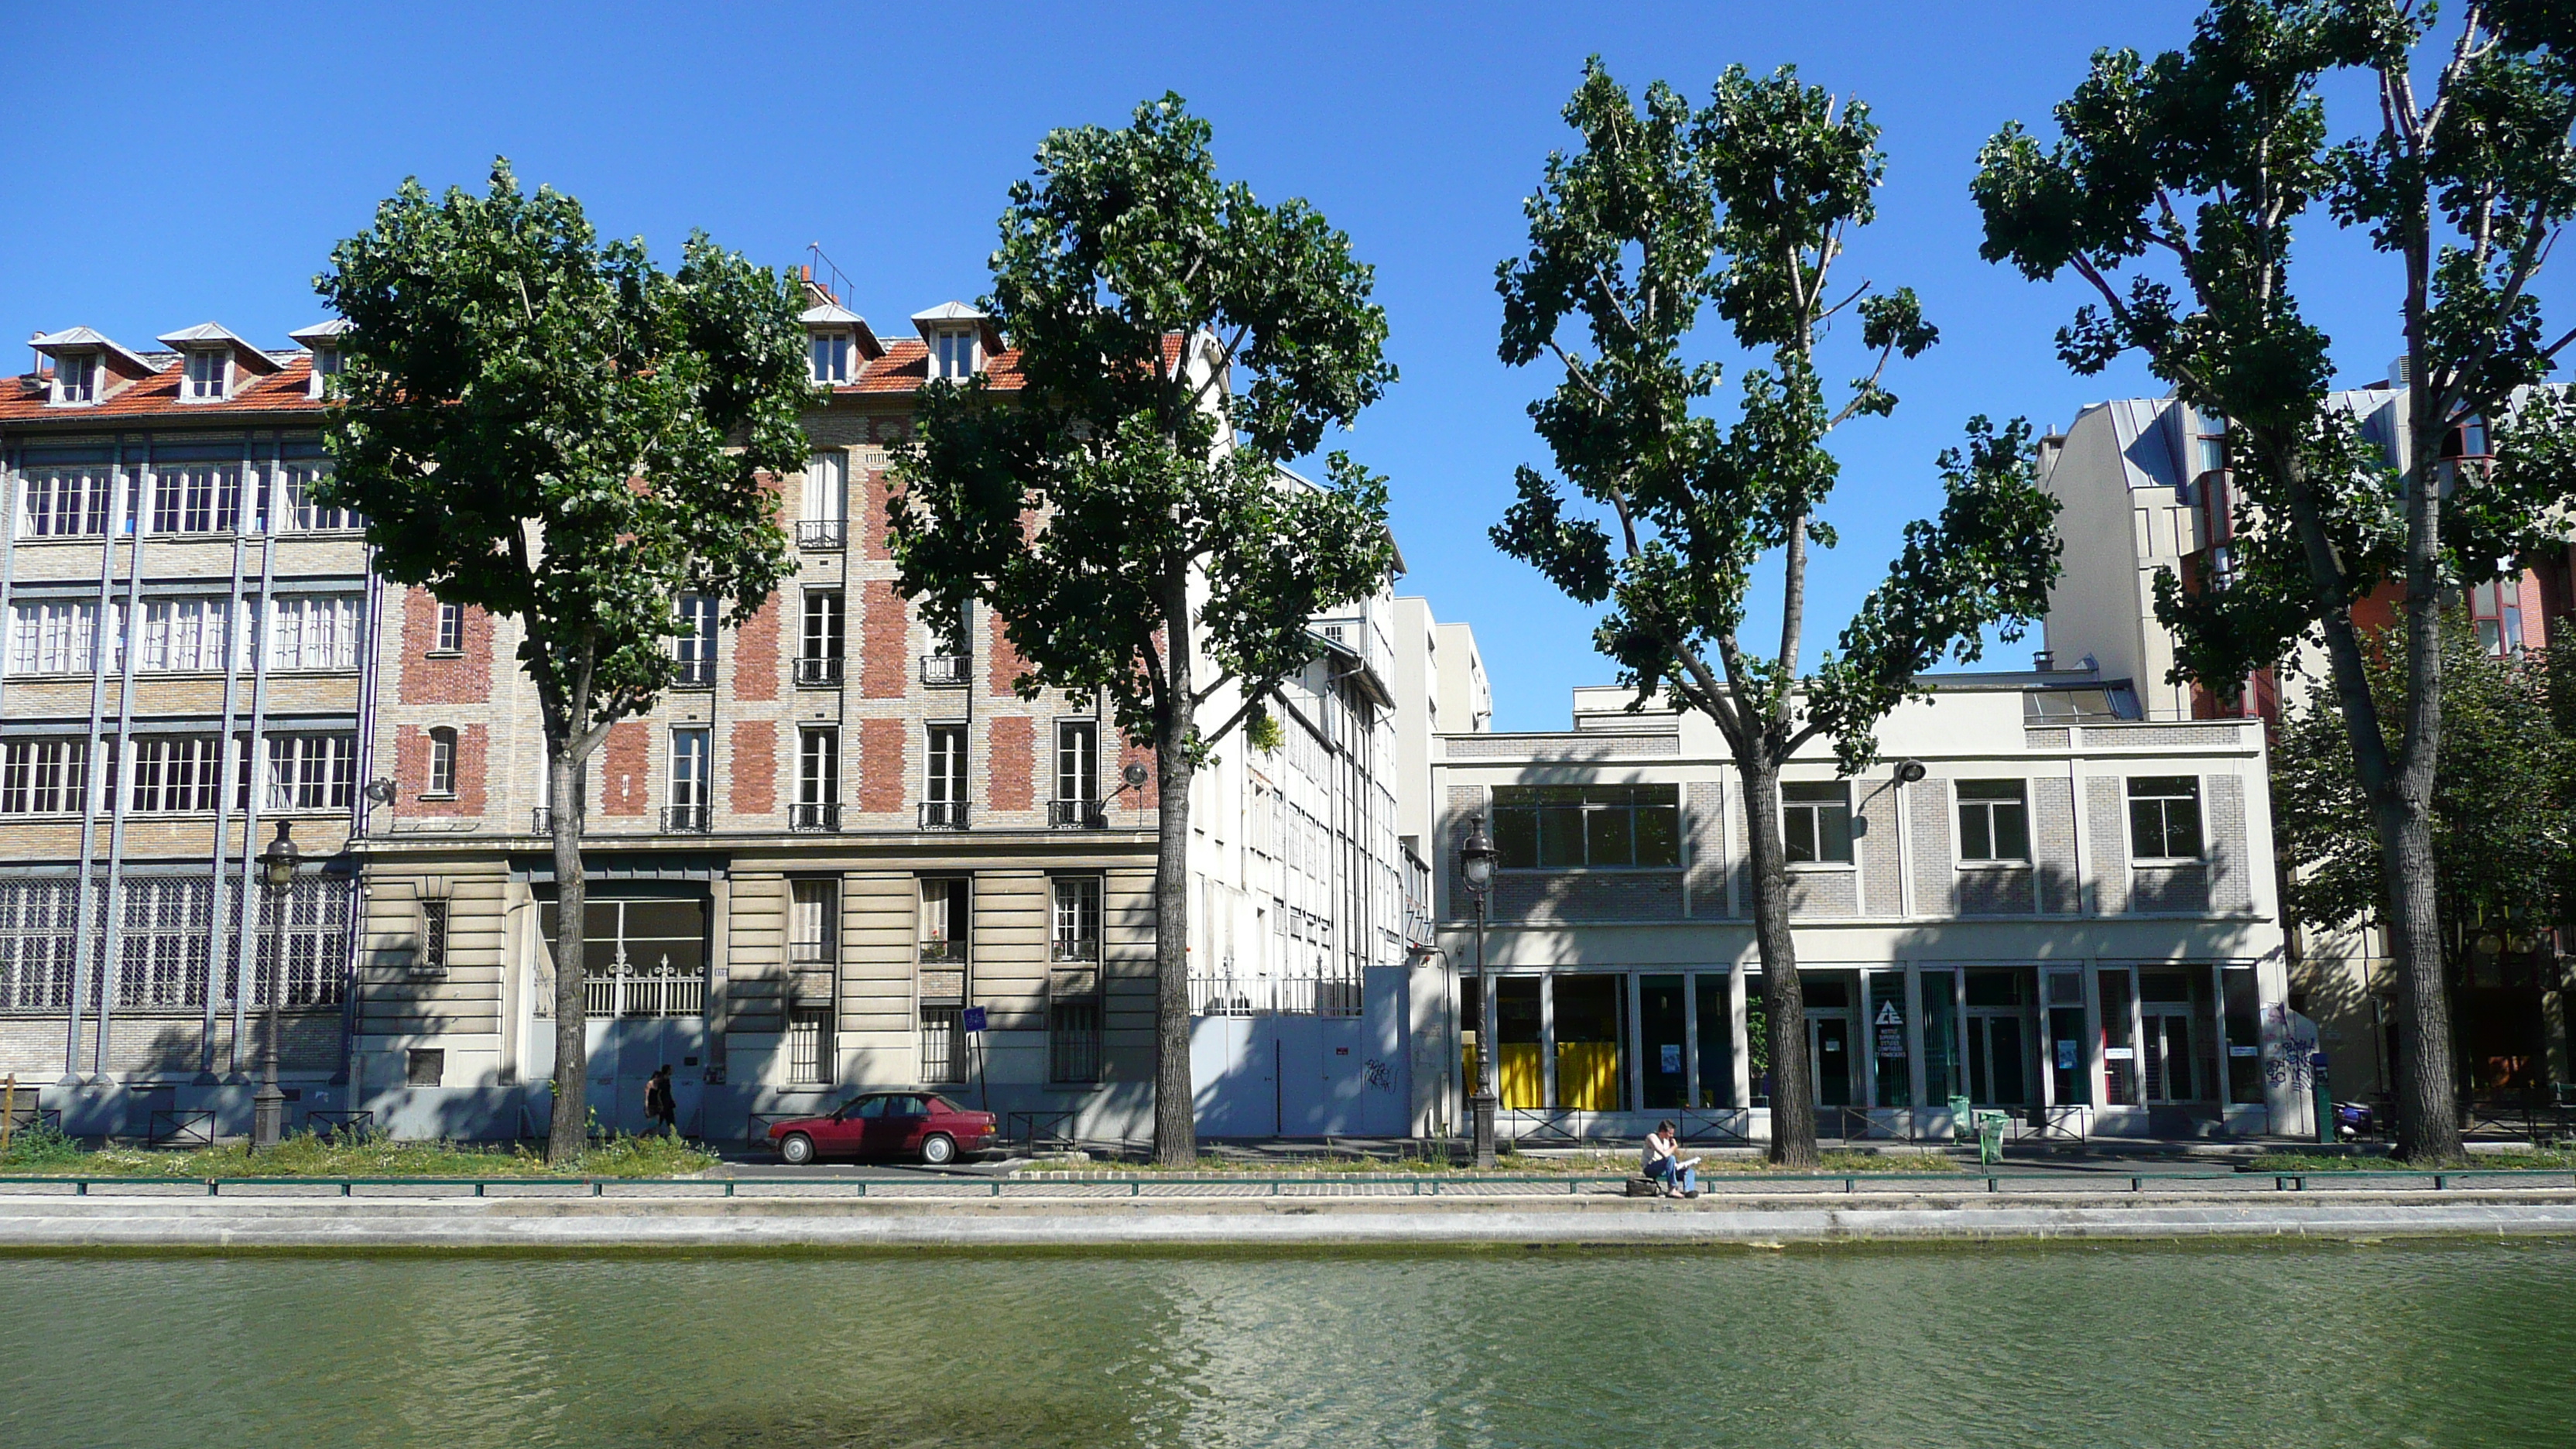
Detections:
[546, 744, 589, 1165]
[1738, 751, 1817, 1166]
[1151, 721, 1197, 1167]
[2378, 789, 2463, 1161]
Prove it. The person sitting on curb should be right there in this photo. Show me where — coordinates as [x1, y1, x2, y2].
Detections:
[1642, 1120, 1700, 1199]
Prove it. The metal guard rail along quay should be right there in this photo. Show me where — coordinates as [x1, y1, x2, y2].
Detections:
[5, 1169, 2576, 1198]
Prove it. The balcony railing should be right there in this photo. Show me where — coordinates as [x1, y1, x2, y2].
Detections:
[1189, 975, 1365, 1018]
[919, 800, 968, 830]
[796, 519, 848, 550]
[920, 653, 968, 686]
[918, 937, 964, 964]
[1050, 936, 1101, 964]
[659, 803, 710, 834]
[795, 656, 844, 687]
[673, 656, 716, 688]
[788, 802, 841, 833]
[1048, 800, 1108, 829]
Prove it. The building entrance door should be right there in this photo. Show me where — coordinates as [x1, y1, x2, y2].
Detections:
[1964, 969, 2034, 1108]
[1810, 1014, 1854, 1108]
[2143, 1009, 2195, 1104]
[1968, 1016, 2030, 1107]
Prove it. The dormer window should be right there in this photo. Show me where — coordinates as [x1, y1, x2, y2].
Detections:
[52, 354, 97, 405]
[183, 350, 228, 401]
[289, 320, 351, 399]
[912, 302, 1000, 384]
[812, 333, 851, 385]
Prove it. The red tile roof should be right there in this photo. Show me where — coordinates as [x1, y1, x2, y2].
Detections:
[0, 355, 320, 423]
[838, 338, 1026, 395]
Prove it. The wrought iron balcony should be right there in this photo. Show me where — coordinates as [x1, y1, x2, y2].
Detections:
[1047, 800, 1108, 829]
[795, 656, 844, 687]
[788, 802, 841, 833]
[919, 800, 968, 830]
[659, 803, 710, 834]
[920, 653, 968, 686]
[673, 656, 716, 688]
[796, 519, 848, 550]
[1050, 937, 1101, 964]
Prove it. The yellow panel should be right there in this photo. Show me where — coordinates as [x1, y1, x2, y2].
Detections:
[1500, 1043, 1543, 1109]
[1557, 1041, 1622, 1112]
[1464, 1043, 1548, 1110]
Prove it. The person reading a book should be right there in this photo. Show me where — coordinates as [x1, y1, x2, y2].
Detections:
[1643, 1121, 1699, 1198]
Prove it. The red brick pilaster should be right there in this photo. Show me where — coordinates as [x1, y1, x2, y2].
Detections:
[988, 716, 1034, 813]
[987, 609, 1029, 696]
[861, 581, 907, 697]
[732, 596, 779, 702]
[858, 718, 905, 813]
[730, 720, 776, 818]
[600, 721, 649, 816]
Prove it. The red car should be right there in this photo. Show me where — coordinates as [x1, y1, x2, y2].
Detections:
[769, 1091, 999, 1166]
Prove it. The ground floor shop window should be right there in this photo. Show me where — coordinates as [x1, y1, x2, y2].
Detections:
[1552, 975, 1626, 1112]
[1695, 974, 1735, 1108]
[540, 894, 707, 1019]
[1050, 999, 1101, 1083]
[2223, 966, 2264, 1104]
[1870, 972, 1910, 1107]
[1641, 975, 1688, 1110]
[920, 1005, 962, 1084]
[786, 1005, 831, 1085]
[1807, 977, 1855, 1108]
[2098, 970, 2138, 1104]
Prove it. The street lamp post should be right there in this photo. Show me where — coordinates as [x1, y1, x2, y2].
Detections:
[1459, 814, 1499, 1169]
[251, 820, 299, 1152]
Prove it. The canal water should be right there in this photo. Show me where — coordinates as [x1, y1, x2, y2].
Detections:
[5, 1239, 2573, 1447]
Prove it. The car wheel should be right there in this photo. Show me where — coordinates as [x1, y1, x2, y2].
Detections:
[920, 1133, 957, 1166]
[779, 1132, 816, 1166]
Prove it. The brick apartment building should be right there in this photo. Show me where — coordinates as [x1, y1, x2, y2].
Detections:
[2036, 376, 2574, 1107]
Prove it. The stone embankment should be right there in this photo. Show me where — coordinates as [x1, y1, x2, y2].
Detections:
[5, 1178, 2576, 1250]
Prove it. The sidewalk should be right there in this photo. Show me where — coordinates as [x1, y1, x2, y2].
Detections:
[5, 1174, 2574, 1250]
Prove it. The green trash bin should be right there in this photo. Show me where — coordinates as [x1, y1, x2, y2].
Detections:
[1948, 1094, 2004, 1167]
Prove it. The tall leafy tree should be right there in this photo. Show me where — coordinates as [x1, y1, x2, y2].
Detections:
[2276, 618, 2576, 1026]
[1975, 0, 2576, 1160]
[887, 96, 1396, 1166]
[1494, 61, 2062, 1166]
[316, 160, 807, 1162]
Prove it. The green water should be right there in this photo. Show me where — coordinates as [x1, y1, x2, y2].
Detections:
[4, 1242, 2573, 1447]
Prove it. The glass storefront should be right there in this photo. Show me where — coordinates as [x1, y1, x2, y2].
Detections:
[1452, 961, 2264, 1124]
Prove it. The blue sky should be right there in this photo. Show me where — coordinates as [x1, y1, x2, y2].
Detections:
[6, 2, 2547, 728]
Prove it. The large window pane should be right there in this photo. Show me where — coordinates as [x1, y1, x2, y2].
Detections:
[1536, 807, 1584, 867]
[1695, 974, 1734, 1108]
[1585, 807, 1632, 866]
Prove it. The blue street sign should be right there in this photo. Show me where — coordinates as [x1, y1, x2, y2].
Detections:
[962, 1006, 988, 1033]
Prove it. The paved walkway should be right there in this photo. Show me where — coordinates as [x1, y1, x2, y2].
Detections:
[5, 1177, 2574, 1249]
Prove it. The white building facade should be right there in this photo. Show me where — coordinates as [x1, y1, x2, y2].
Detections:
[1423, 675, 2307, 1142]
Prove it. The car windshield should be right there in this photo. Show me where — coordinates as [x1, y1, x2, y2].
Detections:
[926, 1095, 962, 1114]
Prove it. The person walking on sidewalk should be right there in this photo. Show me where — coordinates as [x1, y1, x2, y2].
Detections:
[645, 1065, 678, 1138]
[1643, 1121, 1699, 1198]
